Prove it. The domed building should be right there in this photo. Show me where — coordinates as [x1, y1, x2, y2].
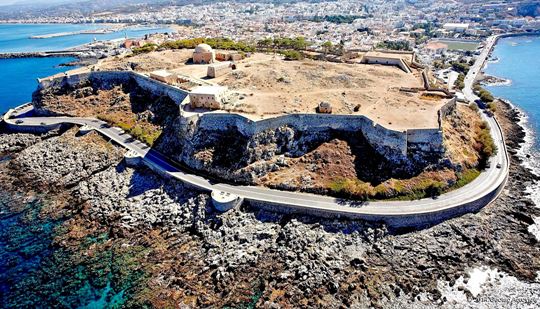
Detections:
[193, 43, 215, 64]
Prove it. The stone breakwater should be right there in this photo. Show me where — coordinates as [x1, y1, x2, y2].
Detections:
[36, 71, 455, 164]
[0, 51, 85, 59]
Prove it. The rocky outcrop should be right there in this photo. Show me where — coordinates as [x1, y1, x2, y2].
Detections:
[0, 132, 43, 154]
[32, 72, 454, 195]
[75, 165, 206, 232]
[32, 77, 179, 126]
[163, 123, 413, 186]
[0, 98, 539, 308]
[9, 129, 123, 188]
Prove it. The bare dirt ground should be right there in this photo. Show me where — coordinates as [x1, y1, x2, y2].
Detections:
[97, 49, 196, 73]
[210, 54, 446, 130]
[89, 51, 447, 130]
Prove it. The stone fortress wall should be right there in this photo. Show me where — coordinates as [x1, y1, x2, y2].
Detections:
[37, 71, 456, 161]
[188, 97, 456, 161]
[37, 70, 190, 104]
[189, 112, 409, 160]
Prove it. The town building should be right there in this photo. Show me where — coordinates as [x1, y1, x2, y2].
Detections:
[443, 23, 470, 32]
[424, 41, 448, 55]
[123, 39, 145, 49]
[189, 85, 228, 109]
[215, 51, 244, 62]
[192, 43, 215, 64]
[361, 51, 412, 73]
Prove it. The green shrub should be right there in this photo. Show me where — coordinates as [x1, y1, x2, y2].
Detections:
[329, 176, 449, 201]
[96, 114, 162, 146]
[487, 102, 497, 112]
[451, 61, 470, 74]
[279, 50, 304, 61]
[425, 181, 445, 197]
[328, 178, 373, 200]
[132, 43, 157, 55]
[453, 169, 481, 189]
[159, 37, 256, 53]
[376, 40, 411, 51]
[478, 89, 494, 102]
[454, 73, 465, 90]
[474, 85, 495, 102]
[474, 121, 497, 161]
[310, 15, 363, 24]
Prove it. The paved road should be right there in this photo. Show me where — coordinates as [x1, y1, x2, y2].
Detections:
[463, 35, 498, 102]
[4, 103, 508, 223]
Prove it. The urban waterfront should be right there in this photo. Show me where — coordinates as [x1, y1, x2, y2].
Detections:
[0, 11, 539, 306]
[0, 24, 172, 53]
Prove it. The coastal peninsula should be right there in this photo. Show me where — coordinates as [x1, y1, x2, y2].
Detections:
[1, 0, 540, 307]
[0, 94, 538, 308]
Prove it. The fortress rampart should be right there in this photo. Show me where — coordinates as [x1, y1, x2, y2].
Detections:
[185, 96, 456, 161]
[188, 112, 409, 160]
[36, 71, 456, 161]
[37, 70, 190, 104]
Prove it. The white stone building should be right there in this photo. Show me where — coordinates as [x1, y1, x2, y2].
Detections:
[189, 85, 228, 109]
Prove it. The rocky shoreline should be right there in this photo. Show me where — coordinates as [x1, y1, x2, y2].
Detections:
[0, 99, 539, 308]
[479, 73, 511, 87]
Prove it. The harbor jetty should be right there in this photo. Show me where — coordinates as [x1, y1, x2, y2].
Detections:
[29, 28, 117, 39]
[0, 50, 88, 59]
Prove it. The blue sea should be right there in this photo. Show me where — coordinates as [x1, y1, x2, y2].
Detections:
[0, 23, 173, 53]
[485, 35, 540, 151]
[0, 57, 75, 109]
[485, 35, 540, 238]
[0, 23, 172, 112]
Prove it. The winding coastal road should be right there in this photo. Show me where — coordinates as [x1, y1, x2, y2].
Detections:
[2, 38, 508, 226]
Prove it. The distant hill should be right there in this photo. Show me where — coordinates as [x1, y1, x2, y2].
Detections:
[517, 1, 540, 17]
[0, 0, 83, 6]
[0, 0, 335, 20]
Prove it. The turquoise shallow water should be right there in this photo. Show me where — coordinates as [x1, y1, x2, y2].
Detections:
[0, 23, 172, 113]
[485, 35, 540, 150]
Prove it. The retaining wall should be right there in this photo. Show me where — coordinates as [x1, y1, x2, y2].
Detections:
[249, 179, 504, 228]
[2, 107, 64, 133]
[439, 97, 457, 118]
[192, 107, 453, 159]
[406, 129, 444, 153]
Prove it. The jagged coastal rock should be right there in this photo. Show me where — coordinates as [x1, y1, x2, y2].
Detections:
[0, 99, 539, 308]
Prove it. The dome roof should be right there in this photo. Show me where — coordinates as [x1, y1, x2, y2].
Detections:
[194, 43, 213, 53]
